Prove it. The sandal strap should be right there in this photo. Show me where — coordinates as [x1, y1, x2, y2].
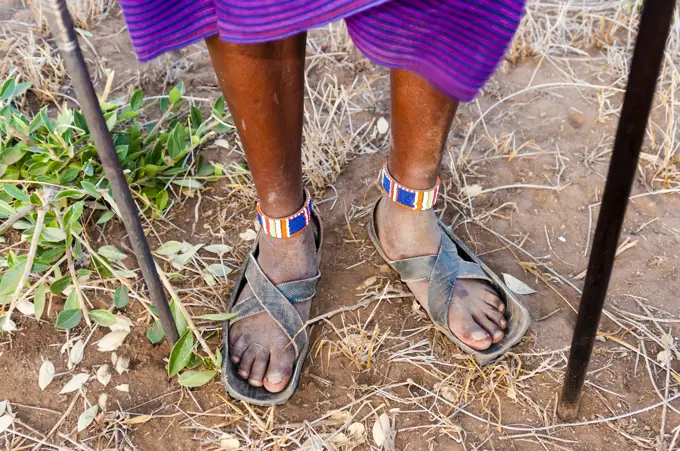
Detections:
[386, 232, 492, 327]
[458, 260, 493, 283]
[392, 255, 437, 282]
[427, 231, 461, 327]
[277, 275, 321, 304]
[232, 253, 310, 357]
[230, 295, 265, 322]
[229, 273, 320, 325]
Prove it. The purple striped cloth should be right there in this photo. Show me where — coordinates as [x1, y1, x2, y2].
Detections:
[118, 0, 526, 101]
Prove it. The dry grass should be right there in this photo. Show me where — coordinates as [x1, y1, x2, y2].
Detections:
[503, 0, 680, 187]
[1, 31, 65, 101]
[26, 0, 116, 32]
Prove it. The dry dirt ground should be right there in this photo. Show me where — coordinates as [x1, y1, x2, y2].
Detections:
[2, 1, 680, 450]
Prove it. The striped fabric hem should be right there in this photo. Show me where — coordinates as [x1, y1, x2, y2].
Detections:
[118, 0, 526, 102]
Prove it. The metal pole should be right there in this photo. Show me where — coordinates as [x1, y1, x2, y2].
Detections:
[43, 0, 180, 345]
[557, 0, 675, 420]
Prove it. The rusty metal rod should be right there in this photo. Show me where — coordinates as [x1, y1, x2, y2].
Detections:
[44, 0, 180, 346]
[557, 0, 675, 420]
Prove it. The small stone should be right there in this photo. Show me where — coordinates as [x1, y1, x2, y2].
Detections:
[568, 112, 585, 128]
[377, 117, 389, 135]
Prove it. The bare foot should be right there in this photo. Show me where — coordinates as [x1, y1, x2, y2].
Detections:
[229, 225, 318, 393]
[376, 198, 506, 350]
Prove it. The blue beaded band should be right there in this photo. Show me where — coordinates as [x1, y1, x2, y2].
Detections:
[379, 164, 440, 210]
[256, 189, 312, 239]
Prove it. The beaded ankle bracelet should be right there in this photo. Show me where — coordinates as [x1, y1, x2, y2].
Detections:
[379, 163, 440, 210]
[256, 189, 313, 238]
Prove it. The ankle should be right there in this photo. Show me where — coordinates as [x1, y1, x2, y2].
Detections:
[257, 226, 318, 283]
[376, 197, 440, 259]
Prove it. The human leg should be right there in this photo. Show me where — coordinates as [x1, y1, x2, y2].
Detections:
[206, 34, 318, 392]
[376, 69, 507, 350]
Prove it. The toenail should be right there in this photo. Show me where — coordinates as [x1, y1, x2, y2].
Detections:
[249, 379, 263, 387]
[471, 331, 489, 341]
[239, 370, 249, 378]
[267, 371, 284, 384]
[231, 356, 240, 364]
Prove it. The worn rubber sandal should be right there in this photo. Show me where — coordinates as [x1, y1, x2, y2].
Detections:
[222, 213, 322, 406]
[367, 198, 530, 365]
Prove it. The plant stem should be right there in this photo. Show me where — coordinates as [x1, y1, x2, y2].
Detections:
[155, 262, 218, 366]
[0, 205, 35, 235]
[17, 255, 68, 303]
[73, 233, 155, 317]
[65, 244, 91, 327]
[2, 204, 47, 329]
[55, 211, 92, 328]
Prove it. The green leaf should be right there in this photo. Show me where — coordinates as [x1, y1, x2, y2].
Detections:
[113, 285, 129, 308]
[41, 227, 66, 242]
[12, 82, 31, 99]
[64, 290, 79, 310]
[0, 199, 17, 217]
[60, 167, 80, 183]
[29, 193, 42, 206]
[0, 78, 15, 101]
[168, 82, 185, 105]
[156, 241, 182, 256]
[212, 96, 225, 117]
[50, 276, 71, 294]
[2, 183, 28, 202]
[159, 97, 169, 114]
[97, 211, 115, 225]
[65, 201, 84, 227]
[0, 146, 27, 165]
[186, 353, 203, 369]
[147, 320, 164, 344]
[54, 189, 85, 201]
[34, 283, 45, 320]
[215, 348, 222, 368]
[130, 89, 144, 111]
[83, 162, 94, 177]
[168, 88, 181, 105]
[171, 299, 187, 336]
[195, 312, 236, 321]
[89, 309, 117, 327]
[190, 105, 203, 127]
[56, 309, 82, 329]
[156, 189, 168, 211]
[0, 261, 26, 302]
[105, 111, 117, 131]
[168, 330, 193, 377]
[178, 370, 217, 388]
[38, 248, 64, 265]
[80, 181, 101, 199]
[172, 179, 203, 190]
[98, 245, 127, 261]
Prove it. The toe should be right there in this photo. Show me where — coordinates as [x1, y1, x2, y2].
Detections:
[474, 312, 505, 344]
[485, 307, 507, 330]
[238, 346, 257, 380]
[454, 318, 493, 351]
[263, 348, 295, 393]
[483, 291, 505, 314]
[230, 334, 248, 364]
[248, 346, 270, 388]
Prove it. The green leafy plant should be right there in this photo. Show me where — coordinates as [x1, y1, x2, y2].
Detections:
[0, 75, 235, 386]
